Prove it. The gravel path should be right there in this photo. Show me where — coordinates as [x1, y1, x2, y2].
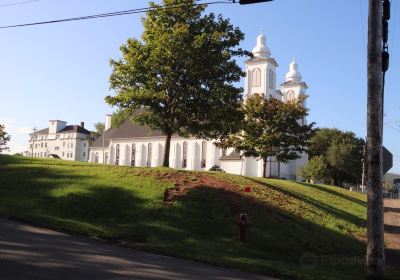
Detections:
[384, 199, 400, 267]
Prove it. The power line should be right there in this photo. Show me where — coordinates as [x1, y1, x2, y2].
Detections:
[385, 122, 400, 133]
[0, 0, 235, 29]
[0, 0, 39, 8]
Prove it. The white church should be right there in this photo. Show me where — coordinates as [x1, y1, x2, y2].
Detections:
[88, 33, 309, 179]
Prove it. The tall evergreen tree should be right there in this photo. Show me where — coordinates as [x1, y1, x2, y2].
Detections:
[106, 0, 246, 167]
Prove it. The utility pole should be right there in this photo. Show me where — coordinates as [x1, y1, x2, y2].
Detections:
[366, 0, 389, 278]
[30, 127, 37, 157]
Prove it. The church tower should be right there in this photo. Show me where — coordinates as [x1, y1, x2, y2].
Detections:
[244, 32, 280, 100]
[280, 59, 309, 179]
[281, 58, 308, 106]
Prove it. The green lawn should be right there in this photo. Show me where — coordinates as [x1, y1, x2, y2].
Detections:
[0, 155, 398, 280]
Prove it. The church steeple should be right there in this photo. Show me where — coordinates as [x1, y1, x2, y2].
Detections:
[281, 58, 308, 105]
[252, 32, 271, 58]
[244, 32, 279, 100]
[285, 57, 301, 82]
[285, 58, 302, 82]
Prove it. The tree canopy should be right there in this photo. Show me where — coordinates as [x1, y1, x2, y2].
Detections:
[299, 155, 328, 183]
[307, 128, 365, 185]
[219, 94, 314, 177]
[111, 108, 132, 129]
[0, 124, 10, 153]
[89, 122, 105, 145]
[105, 0, 246, 167]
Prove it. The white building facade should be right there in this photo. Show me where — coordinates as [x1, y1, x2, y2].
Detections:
[89, 33, 309, 179]
[28, 120, 90, 161]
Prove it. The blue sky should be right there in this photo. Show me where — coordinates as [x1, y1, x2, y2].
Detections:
[0, 0, 399, 174]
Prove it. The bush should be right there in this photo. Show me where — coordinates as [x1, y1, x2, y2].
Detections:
[299, 155, 328, 183]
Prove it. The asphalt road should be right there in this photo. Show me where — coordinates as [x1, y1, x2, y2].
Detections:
[0, 218, 276, 280]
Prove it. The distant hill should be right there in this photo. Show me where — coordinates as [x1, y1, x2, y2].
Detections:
[384, 172, 400, 189]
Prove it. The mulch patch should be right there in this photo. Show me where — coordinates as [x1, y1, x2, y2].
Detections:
[152, 171, 276, 218]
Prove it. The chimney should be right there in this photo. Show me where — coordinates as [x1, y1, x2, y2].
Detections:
[80, 122, 84, 128]
[105, 114, 112, 131]
[49, 120, 67, 134]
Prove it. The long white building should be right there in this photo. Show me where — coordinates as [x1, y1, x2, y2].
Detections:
[28, 120, 90, 161]
[89, 33, 309, 179]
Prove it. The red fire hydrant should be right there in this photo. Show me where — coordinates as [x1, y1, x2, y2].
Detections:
[237, 213, 250, 242]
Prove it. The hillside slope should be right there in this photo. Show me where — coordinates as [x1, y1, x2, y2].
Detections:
[0, 155, 398, 280]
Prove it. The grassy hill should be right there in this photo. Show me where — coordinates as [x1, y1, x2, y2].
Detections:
[0, 155, 398, 280]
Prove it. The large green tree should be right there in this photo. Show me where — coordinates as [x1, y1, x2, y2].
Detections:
[106, 0, 246, 167]
[308, 128, 365, 185]
[219, 94, 314, 177]
[0, 124, 10, 153]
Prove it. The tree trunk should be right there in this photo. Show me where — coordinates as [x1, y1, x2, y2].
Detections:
[262, 158, 267, 178]
[163, 133, 172, 167]
[367, 0, 384, 279]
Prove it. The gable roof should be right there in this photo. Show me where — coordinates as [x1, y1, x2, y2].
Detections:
[91, 128, 116, 148]
[111, 119, 164, 139]
[58, 125, 90, 135]
[220, 150, 242, 161]
[34, 128, 49, 135]
[90, 118, 165, 148]
[32, 125, 90, 135]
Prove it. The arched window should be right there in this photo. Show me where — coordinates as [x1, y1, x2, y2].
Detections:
[95, 152, 99, 163]
[252, 68, 261, 87]
[286, 90, 295, 102]
[131, 144, 136, 166]
[269, 69, 274, 89]
[182, 141, 188, 168]
[201, 141, 207, 168]
[147, 143, 152, 167]
[115, 144, 120, 165]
